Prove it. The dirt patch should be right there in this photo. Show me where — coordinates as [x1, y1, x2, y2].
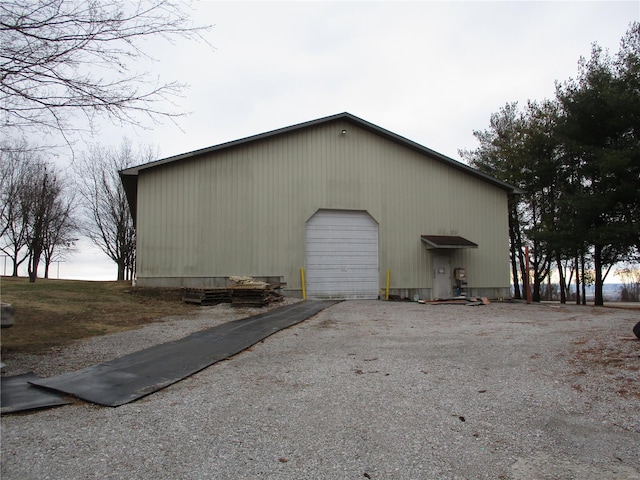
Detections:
[316, 318, 338, 329]
[570, 335, 640, 399]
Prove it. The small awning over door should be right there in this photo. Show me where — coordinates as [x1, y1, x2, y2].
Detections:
[421, 235, 478, 249]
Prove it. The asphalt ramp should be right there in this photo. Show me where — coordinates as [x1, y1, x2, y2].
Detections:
[30, 300, 337, 407]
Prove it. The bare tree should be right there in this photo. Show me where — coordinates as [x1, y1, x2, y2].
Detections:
[78, 139, 155, 280]
[0, 142, 77, 281]
[1, 0, 212, 136]
[25, 163, 54, 282]
[25, 161, 79, 282]
[0, 141, 34, 275]
[42, 185, 78, 278]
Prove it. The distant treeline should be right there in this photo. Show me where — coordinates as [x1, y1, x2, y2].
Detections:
[513, 283, 638, 303]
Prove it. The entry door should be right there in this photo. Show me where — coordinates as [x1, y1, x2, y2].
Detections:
[432, 254, 451, 299]
[306, 210, 379, 299]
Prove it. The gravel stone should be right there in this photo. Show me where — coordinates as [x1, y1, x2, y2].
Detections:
[2, 301, 639, 479]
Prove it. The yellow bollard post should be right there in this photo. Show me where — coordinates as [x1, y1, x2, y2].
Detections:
[300, 267, 307, 300]
[385, 269, 390, 300]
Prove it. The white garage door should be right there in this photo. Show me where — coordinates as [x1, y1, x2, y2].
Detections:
[305, 210, 379, 299]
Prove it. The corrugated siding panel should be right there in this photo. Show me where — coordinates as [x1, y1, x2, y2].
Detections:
[136, 119, 510, 290]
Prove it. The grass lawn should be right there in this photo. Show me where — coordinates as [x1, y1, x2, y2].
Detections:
[1, 277, 198, 355]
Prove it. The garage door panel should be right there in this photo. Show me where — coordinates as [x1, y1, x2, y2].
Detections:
[306, 266, 379, 275]
[307, 249, 378, 257]
[306, 242, 377, 251]
[306, 210, 379, 300]
[306, 233, 377, 242]
[307, 258, 377, 266]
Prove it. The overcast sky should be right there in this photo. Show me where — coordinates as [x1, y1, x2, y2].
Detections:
[27, 0, 639, 281]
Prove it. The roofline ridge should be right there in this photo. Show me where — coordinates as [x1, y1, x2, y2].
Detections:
[119, 112, 522, 195]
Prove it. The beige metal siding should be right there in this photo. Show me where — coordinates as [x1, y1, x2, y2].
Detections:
[136, 119, 510, 291]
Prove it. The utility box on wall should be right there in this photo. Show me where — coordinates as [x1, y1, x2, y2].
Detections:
[454, 268, 467, 296]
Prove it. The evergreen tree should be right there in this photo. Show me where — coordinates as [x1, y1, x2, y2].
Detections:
[555, 22, 640, 305]
[460, 103, 528, 299]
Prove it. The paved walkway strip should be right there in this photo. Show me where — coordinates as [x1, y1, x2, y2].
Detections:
[24, 301, 337, 408]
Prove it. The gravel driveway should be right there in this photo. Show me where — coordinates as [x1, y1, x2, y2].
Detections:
[2, 301, 639, 479]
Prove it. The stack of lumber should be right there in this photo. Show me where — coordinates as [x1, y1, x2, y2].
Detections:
[182, 288, 231, 306]
[227, 276, 269, 289]
[228, 276, 281, 307]
[230, 286, 271, 307]
[182, 277, 283, 307]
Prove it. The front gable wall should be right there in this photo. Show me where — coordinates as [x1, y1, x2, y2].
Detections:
[135, 119, 509, 293]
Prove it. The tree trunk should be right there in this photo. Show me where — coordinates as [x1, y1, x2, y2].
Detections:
[517, 237, 526, 300]
[580, 252, 587, 305]
[28, 249, 42, 282]
[509, 206, 522, 299]
[575, 255, 580, 305]
[593, 243, 604, 306]
[28, 256, 39, 283]
[532, 277, 542, 302]
[117, 260, 125, 281]
[531, 252, 542, 302]
[510, 249, 520, 299]
[556, 253, 566, 304]
[530, 240, 547, 303]
[10, 246, 24, 276]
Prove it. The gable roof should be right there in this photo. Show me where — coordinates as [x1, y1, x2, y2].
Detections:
[120, 112, 523, 220]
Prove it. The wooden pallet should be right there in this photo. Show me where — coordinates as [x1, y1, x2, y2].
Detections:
[183, 286, 283, 307]
[183, 288, 231, 306]
[230, 287, 281, 307]
[426, 296, 491, 306]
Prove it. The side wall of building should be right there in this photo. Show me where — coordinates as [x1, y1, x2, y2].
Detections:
[134, 119, 510, 295]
